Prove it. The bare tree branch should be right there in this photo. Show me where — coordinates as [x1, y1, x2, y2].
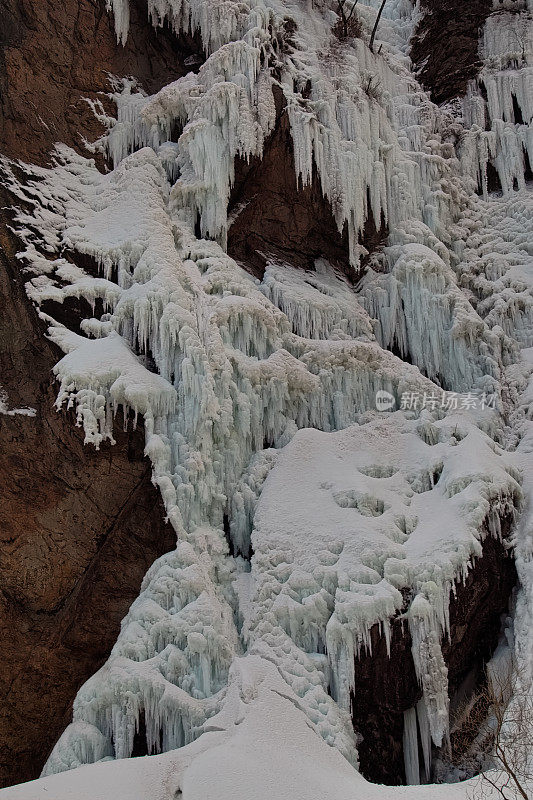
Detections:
[369, 0, 387, 52]
[335, 0, 359, 38]
[448, 663, 533, 800]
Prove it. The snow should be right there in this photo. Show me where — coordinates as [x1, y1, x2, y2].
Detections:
[3, 0, 533, 794]
[506, 347, 533, 702]
[85, 0, 474, 269]
[0, 388, 36, 417]
[261, 258, 375, 341]
[0, 671, 520, 800]
[243, 412, 521, 745]
[456, 188, 533, 347]
[51, 328, 177, 447]
[360, 240, 514, 390]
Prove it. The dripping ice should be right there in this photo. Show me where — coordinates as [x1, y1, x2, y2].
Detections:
[2, 0, 533, 794]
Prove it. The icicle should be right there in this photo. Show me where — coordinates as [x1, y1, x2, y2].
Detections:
[408, 595, 450, 749]
[416, 697, 432, 782]
[403, 707, 420, 785]
[5, 0, 525, 782]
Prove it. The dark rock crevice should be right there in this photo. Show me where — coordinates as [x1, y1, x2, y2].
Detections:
[227, 87, 387, 282]
[410, 0, 492, 104]
[348, 531, 517, 786]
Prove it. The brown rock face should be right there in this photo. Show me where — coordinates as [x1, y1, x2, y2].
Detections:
[0, 0, 203, 165]
[350, 532, 516, 785]
[410, 0, 492, 104]
[0, 0, 196, 787]
[0, 200, 177, 788]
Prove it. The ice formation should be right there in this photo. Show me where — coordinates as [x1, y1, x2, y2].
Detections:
[241, 414, 521, 743]
[462, 9, 533, 198]
[3, 0, 533, 793]
[360, 240, 515, 390]
[0, 674, 509, 800]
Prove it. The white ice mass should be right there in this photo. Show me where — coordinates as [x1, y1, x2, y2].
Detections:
[2, 0, 533, 796]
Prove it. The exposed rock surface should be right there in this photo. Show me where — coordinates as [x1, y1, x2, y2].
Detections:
[0, 0, 191, 786]
[228, 96, 353, 279]
[228, 90, 386, 281]
[0, 0, 202, 166]
[351, 534, 516, 785]
[0, 197, 177, 788]
[410, 0, 492, 104]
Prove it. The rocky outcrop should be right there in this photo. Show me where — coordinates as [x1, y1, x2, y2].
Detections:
[228, 95, 352, 280]
[0, 0, 202, 166]
[0, 0, 195, 786]
[351, 533, 516, 785]
[0, 200, 177, 788]
[410, 0, 492, 104]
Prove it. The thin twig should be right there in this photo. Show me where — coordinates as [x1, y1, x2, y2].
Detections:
[369, 0, 387, 52]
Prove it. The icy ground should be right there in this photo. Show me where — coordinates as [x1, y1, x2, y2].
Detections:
[2, 0, 533, 794]
[0, 692, 522, 800]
